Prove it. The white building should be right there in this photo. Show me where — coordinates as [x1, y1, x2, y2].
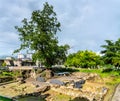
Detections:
[6, 57, 13, 60]
[17, 53, 32, 60]
[26, 53, 32, 60]
[18, 54, 25, 59]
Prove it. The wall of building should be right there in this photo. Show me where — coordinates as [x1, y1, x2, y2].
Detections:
[4, 60, 14, 66]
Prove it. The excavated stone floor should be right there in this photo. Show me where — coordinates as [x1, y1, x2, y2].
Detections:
[0, 72, 109, 101]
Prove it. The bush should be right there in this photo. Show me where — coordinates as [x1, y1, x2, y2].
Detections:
[51, 67, 79, 73]
[102, 68, 113, 73]
[2, 62, 6, 67]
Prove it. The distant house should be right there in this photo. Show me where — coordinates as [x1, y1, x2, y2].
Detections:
[0, 53, 35, 67]
[13, 59, 35, 66]
[21, 60, 35, 66]
[0, 57, 14, 67]
[13, 60, 22, 66]
[4, 59, 14, 66]
[18, 53, 32, 60]
[6, 57, 14, 60]
[26, 53, 32, 60]
[4, 57, 14, 66]
[16, 53, 34, 66]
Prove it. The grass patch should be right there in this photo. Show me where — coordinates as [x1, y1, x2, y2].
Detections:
[17, 96, 45, 101]
[44, 90, 72, 101]
[76, 68, 120, 77]
[0, 71, 21, 78]
[53, 93, 72, 101]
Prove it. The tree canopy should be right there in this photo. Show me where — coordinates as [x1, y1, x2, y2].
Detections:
[14, 2, 69, 67]
[65, 50, 103, 68]
[101, 39, 120, 67]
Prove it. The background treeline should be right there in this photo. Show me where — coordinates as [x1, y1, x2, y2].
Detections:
[65, 50, 103, 68]
[65, 38, 120, 69]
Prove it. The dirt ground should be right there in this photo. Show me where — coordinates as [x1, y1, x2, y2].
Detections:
[0, 82, 36, 98]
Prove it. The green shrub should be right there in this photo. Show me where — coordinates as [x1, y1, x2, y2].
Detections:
[2, 62, 7, 67]
[51, 67, 79, 73]
[102, 68, 113, 73]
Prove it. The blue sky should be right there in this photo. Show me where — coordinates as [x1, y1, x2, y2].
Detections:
[0, 0, 120, 56]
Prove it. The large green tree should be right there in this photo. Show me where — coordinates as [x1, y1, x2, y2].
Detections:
[101, 39, 120, 67]
[14, 2, 69, 67]
[65, 50, 102, 68]
[101, 40, 115, 65]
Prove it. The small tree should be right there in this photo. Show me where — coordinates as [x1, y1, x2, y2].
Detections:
[14, 2, 69, 67]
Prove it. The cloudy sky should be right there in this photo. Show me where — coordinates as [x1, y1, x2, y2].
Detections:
[0, 0, 120, 56]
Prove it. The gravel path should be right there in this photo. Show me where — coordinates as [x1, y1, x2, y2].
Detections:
[111, 84, 120, 101]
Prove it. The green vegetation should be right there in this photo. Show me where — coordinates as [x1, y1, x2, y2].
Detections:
[18, 96, 45, 101]
[0, 2, 119, 101]
[0, 71, 11, 77]
[52, 93, 72, 101]
[14, 2, 69, 67]
[2, 62, 7, 67]
[12, 1, 120, 71]
[0, 71, 21, 78]
[101, 39, 120, 67]
[0, 70, 21, 84]
[65, 50, 103, 68]
[51, 67, 79, 73]
[77, 68, 120, 78]
[64, 39, 120, 71]
[0, 95, 12, 101]
[71, 67, 120, 101]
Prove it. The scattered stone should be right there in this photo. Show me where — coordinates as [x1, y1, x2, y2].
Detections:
[0, 72, 108, 101]
[45, 69, 54, 79]
[73, 82, 83, 88]
[36, 77, 46, 82]
[49, 79, 65, 86]
[101, 87, 108, 94]
[36, 85, 50, 93]
[35, 85, 40, 88]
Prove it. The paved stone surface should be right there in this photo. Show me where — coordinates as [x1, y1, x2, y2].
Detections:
[111, 84, 120, 101]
